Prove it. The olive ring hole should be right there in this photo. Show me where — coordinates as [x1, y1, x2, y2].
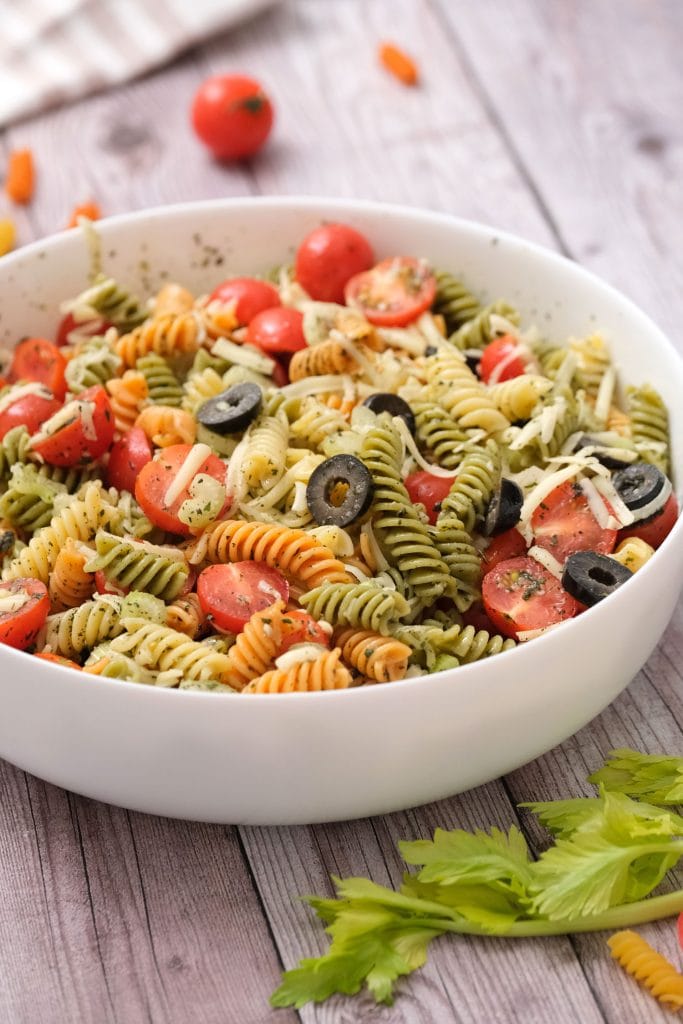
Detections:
[588, 566, 617, 586]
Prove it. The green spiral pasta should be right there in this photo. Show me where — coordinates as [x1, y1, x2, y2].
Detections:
[44, 595, 124, 659]
[413, 400, 471, 471]
[65, 336, 122, 393]
[136, 352, 183, 406]
[432, 270, 481, 332]
[449, 301, 520, 350]
[360, 416, 451, 606]
[626, 384, 670, 474]
[71, 274, 147, 332]
[299, 581, 410, 635]
[570, 333, 611, 398]
[0, 463, 67, 533]
[0, 426, 34, 480]
[109, 618, 232, 681]
[438, 441, 501, 535]
[2, 483, 110, 583]
[395, 622, 515, 671]
[85, 531, 189, 600]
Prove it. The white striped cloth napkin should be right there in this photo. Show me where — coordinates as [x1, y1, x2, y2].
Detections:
[0, 0, 276, 127]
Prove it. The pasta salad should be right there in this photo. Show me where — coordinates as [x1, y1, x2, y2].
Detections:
[0, 221, 676, 692]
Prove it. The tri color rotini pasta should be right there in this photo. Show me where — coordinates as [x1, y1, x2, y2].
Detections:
[0, 221, 676, 690]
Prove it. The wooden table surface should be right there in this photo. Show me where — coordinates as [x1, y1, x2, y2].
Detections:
[1, 1, 682, 1021]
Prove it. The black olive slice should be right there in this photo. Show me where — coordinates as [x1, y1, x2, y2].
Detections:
[562, 550, 633, 607]
[572, 434, 634, 470]
[197, 382, 262, 435]
[483, 478, 523, 536]
[362, 393, 416, 434]
[306, 455, 373, 527]
[424, 345, 438, 357]
[612, 462, 672, 522]
[465, 353, 481, 376]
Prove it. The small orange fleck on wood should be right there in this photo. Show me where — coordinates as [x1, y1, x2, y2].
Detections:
[5, 149, 35, 204]
[68, 201, 101, 228]
[378, 42, 419, 86]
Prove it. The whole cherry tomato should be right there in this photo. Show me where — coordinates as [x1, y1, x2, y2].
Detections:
[191, 75, 274, 161]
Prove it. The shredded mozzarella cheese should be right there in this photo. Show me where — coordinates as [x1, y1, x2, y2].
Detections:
[527, 545, 563, 580]
[275, 643, 329, 671]
[0, 382, 53, 413]
[212, 337, 276, 374]
[579, 477, 610, 529]
[164, 443, 212, 507]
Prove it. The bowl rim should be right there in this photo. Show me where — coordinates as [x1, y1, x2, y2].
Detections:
[2, 194, 682, 702]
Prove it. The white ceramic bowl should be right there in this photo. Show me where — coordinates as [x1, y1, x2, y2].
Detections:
[1, 198, 681, 824]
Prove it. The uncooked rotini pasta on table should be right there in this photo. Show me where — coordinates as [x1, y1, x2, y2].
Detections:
[0, 220, 676, 691]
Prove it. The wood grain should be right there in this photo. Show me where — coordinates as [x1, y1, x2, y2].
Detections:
[0, 0, 681, 1021]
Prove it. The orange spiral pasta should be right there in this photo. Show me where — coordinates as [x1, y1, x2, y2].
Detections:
[116, 312, 204, 367]
[153, 283, 194, 318]
[106, 371, 149, 433]
[608, 930, 683, 1008]
[224, 599, 285, 690]
[135, 405, 197, 447]
[320, 392, 357, 418]
[49, 540, 95, 610]
[165, 592, 207, 638]
[244, 647, 351, 693]
[188, 520, 353, 589]
[200, 302, 239, 340]
[289, 340, 357, 382]
[335, 628, 412, 682]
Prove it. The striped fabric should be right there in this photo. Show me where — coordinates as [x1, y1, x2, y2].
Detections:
[0, 0, 275, 127]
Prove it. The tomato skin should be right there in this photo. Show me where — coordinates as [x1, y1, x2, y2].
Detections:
[404, 471, 456, 525]
[0, 392, 62, 440]
[531, 481, 617, 563]
[197, 562, 289, 632]
[482, 527, 528, 572]
[295, 223, 374, 304]
[135, 443, 228, 536]
[618, 493, 679, 551]
[191, 75, 274, 161]
[461, 602, 501, 635]
[344, 257, 437, 327]
[107, 427, 153, 493]
[479, 335, 528, 385]
[209, 277, 280, 325]
[95, 570, 127, 597]
[31, 385, 115, 466]
[279, 610, 331, 653]
[35, 651, 82, 670]
[9, 338, 67, 400]
[247, 307, 306, 355]
[482, 555, 579, 640]
[271, 358, 289, 388]
[55, 312, 109, 347]
[0, 578, 50, 650]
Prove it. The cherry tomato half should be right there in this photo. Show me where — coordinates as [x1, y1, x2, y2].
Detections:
[481, 527, 528, 572]
[618, 492, 679, 551]
[135, 444, 228, 536]
[31, 385, 115, 466]
[95, 571, 128, 597]
[404, 470, 456, 525]
[55, 312, 109, 348]
[279, 610, 331, 653]
[197, 562, 289, 633]
[107, 427, 154, 494]
[9, 337, 67, 400]
[191, 75, 274, 161]
[209, 277, 280, 325]
[295, 223, 374, 304]
[482, 555, 579, 641]
[345, 257, 437, 327]
[0, 578, 50, 650]
[531, 481, 617, 564]
[479, 335, 529, 385]
[0, 390, 62, 440]
[247, 306, 306, 355]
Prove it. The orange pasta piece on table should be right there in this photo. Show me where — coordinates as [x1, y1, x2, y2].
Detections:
[0, 219, 16, 256]
[244, 647, 351, 693]
[5, 149, 35, 204]
[608, 929, 683, 1009]
[67, 201, 101, 228]
[378, 43, 419, 86]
